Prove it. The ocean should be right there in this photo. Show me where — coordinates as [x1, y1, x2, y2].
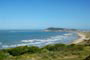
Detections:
[0, 30, 79, 49]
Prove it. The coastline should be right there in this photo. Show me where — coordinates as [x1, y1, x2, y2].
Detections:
[0, 32, 90, 60]
[0, 31, 87, 49]
[72, 32, 86, 44]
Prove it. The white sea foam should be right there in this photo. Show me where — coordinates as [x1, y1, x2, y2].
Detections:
[21, 40, 34, 43]
[20, 33, 73, 46]
[2, 45, 9, 48]
[0, 42, 2, 45]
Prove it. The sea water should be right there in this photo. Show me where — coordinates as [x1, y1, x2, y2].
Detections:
[0, 30, 79, 49]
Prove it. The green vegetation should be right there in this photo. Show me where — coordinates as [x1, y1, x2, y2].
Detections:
[7, 46, 41, 56]
[0, 43, 90, 60]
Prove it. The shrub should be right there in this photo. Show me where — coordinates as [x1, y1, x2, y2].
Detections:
[43, 44, 66, 51]
[7, 46, 29, 56]
[28, 46, 41, 53]
[7, 46, 41, 56]
[67, 44, 84, 51]
[84, 55, 90, 60]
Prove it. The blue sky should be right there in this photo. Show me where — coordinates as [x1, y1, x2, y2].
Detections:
[0, 0, 90, 29]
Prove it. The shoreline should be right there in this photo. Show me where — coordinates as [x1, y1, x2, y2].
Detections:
[0, 32, 86, 49]
[72, 32, 86, 44]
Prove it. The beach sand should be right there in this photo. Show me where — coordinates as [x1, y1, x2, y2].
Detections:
[72, 32, 86, 44]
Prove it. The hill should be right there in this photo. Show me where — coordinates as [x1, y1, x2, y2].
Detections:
[44, 27, 78, 32]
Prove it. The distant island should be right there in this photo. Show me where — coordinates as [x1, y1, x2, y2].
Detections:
[44, 27, 78, 32]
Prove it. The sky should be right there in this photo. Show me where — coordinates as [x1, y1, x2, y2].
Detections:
[0, 0, 90, 29]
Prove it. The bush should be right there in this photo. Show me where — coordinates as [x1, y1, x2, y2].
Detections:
[84, 55, 90, 60]
[42, 44, 66, 51]
[7, 46, 41, 56]
[28, 46, 41, 53]
[67, 44, 84, 51]
[8, 46, 29, 56]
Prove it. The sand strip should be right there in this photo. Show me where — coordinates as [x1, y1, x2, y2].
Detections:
[72, 32, 86, 44]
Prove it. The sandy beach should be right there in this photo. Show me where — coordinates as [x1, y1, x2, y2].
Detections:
[72, 32, 86, 44]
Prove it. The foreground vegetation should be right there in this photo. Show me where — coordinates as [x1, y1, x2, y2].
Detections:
[0, 43, 90, 60]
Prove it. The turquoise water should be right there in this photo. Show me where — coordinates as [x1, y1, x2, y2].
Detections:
[0, 30, 78, 49]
